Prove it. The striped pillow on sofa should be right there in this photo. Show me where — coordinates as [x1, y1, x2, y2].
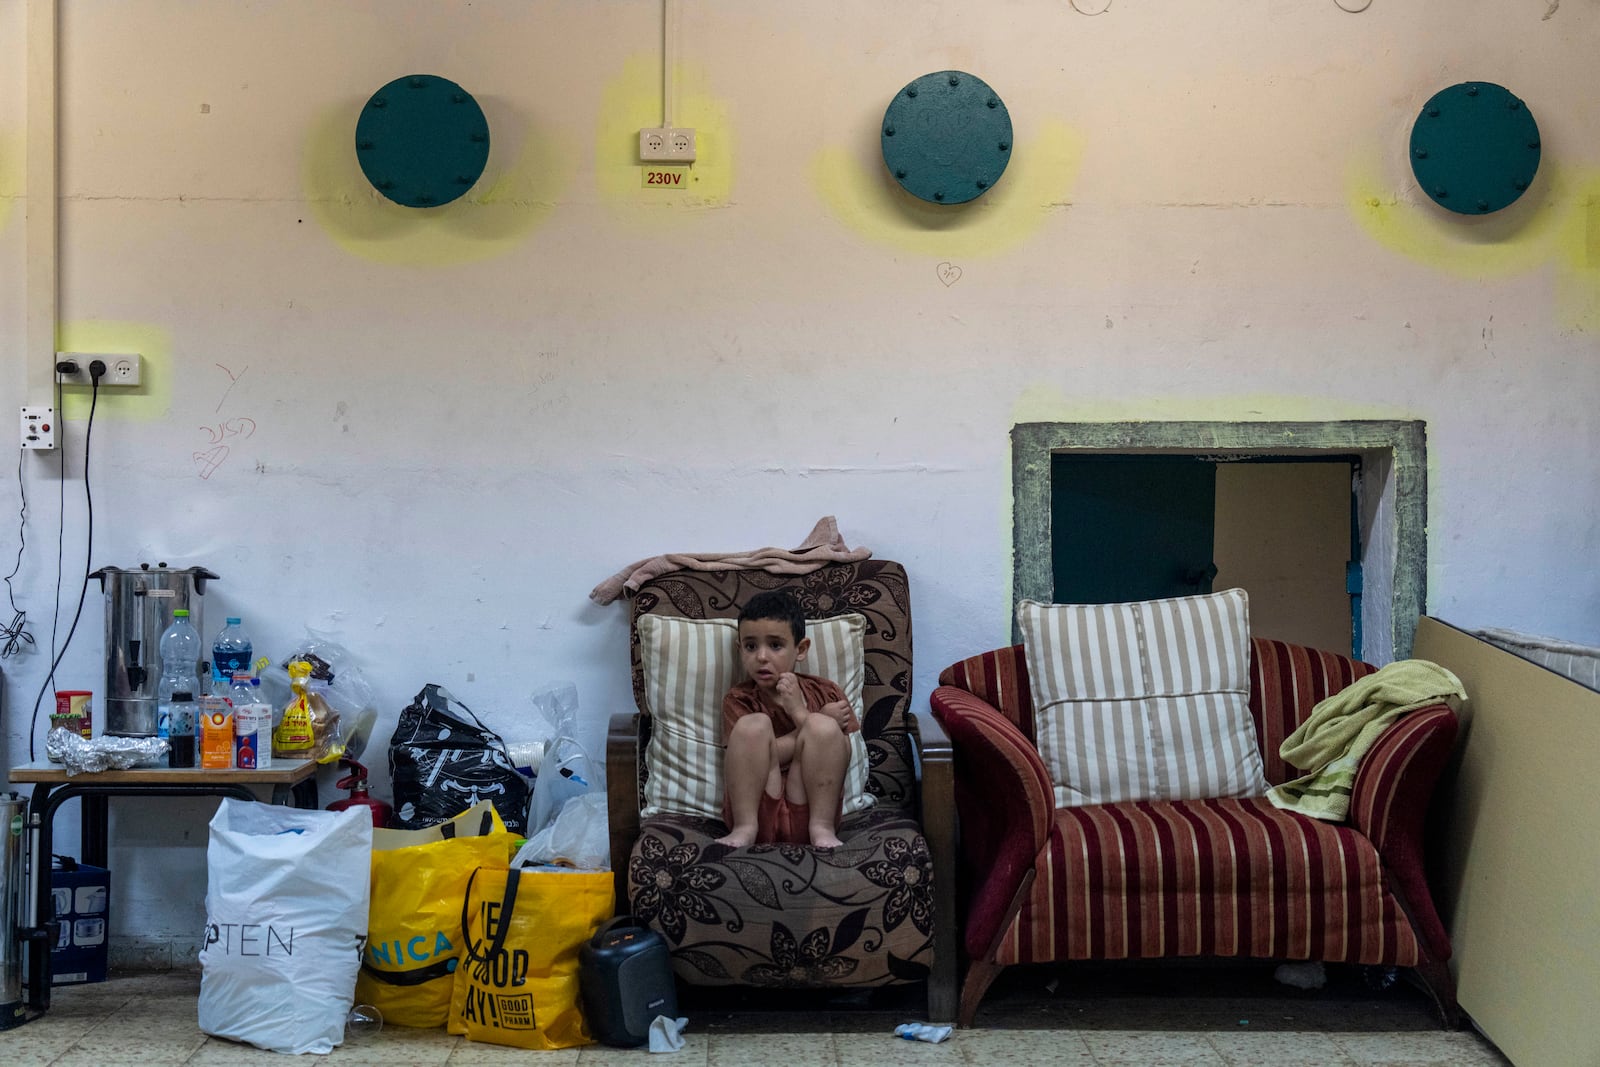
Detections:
[635, 613, 874, 820]
[1017, 589, 1267, 808]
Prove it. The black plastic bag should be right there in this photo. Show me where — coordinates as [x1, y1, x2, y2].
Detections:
[387, 684, 530, 834]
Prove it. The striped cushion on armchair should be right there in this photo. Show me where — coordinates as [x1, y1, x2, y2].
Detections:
[939, 636, 1379, 790]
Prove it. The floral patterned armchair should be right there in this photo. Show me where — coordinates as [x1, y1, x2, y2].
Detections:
[605, 560, 956, 1021]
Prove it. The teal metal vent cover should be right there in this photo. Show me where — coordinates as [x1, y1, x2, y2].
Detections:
[355, 74, 490, 208]
[881, 71, 1012, 205]
[1409, 82, 1540, 215]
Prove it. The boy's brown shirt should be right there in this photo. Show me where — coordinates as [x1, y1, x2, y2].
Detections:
[720, 673, 851, 743]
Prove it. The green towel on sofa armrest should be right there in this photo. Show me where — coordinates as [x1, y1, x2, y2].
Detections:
[1266, 659, 1465, 822]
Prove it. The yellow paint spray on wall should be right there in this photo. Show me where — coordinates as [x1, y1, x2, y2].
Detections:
[1552, 171, 1600, 334]
[1346, 152, 1600, 330]
[595, 56, 733, 216]
[302, 101, 574, 266]
[56, 321, 172, 422]
[810, 120, 1084, 258]
[0, 129, 19, 234]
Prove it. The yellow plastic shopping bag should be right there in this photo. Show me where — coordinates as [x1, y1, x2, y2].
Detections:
[356, 801, 516, 1027]
[449, 867, 614, 1049]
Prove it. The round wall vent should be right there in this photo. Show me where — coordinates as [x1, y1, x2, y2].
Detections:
[355, 74, 490, 208]
[881, 71, 1012, 206]
[1409, 82, 1540, 215]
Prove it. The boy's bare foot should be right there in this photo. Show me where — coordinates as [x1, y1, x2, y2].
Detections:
[809, 823, 843, 849]
[714, 826, 757, 848]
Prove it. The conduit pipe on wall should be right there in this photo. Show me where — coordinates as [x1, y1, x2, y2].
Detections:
[25, 0, 58, 403]
[661, 0, 678, 128]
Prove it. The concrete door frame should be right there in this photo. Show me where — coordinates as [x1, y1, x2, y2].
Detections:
[1011, 420, 1427, 663]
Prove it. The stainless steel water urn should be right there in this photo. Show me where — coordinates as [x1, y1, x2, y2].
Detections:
[91, 564, 219, 737]
[1, 793, 28, 1030]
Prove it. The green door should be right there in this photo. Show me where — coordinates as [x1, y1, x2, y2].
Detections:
[1050, 455, 1218, 604]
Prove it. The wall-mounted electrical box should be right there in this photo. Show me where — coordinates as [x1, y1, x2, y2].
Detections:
[56, 353, 142, 387]
[639, 127, 696, 163]
[21, 406, 55, 450]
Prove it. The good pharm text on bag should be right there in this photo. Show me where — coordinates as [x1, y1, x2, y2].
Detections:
[449, 867, 614, 1050]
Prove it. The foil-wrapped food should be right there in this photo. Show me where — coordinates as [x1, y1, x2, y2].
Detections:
[47, 727, 169, 774]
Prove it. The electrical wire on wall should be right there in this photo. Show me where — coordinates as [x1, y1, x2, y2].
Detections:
[1, 449, 35, 658]
[28, 362, 102, 759]
[50, 371, 66, 693]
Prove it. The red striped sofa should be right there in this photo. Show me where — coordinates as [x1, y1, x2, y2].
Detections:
[930, 638, 1460, 1028]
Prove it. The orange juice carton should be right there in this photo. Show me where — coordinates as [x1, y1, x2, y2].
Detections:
[199, 696, 235, 769]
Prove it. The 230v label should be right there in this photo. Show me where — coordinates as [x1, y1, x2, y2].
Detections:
[641, 167, 689, 188]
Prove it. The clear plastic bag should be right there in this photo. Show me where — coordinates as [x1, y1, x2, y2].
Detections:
[496, 682, 566, 779]
[513, 792, 610, 871]
[264, 630, 374, 711]
[524, 683, 599, 839]
[516, 682, 607, 869]
[273, 660, 344, 763]
[263, 629, 373, 763]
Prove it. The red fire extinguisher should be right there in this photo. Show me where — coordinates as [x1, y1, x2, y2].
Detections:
[326, 758, 392, 828]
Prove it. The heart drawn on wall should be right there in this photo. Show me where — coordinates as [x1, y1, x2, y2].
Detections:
[193, 445, 229, 480]
[936, 262, 963, 287]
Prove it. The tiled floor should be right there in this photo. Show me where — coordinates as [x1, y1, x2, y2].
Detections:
[3, 963, 1511, 1066]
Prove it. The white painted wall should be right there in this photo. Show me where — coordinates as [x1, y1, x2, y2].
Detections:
[1, 1, 1597, 961]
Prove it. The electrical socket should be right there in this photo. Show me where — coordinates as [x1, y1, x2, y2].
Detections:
[639, 127, 696, 163]
[57, 352, 141, 387]
[21, 405, 55, 450]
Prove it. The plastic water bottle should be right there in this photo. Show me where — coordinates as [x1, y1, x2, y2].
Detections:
[227, 670, 255, 707]
[211, 617, 253, 687]
[233, 676, 274, 770]
[157, 609, 202, 766]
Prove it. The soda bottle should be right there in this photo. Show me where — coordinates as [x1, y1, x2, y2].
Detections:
[157, 609, 202, 761]
[165, 692, 197, 768]
[212, 618, 253, 687]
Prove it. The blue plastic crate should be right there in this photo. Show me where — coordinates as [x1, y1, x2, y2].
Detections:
[50, 857, 109, 985]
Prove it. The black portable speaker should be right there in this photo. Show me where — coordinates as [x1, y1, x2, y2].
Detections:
[578, 916, 678, 1048]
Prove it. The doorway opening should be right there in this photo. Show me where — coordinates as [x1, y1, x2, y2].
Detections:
[1051, 454, 1362, 656]
[1012, 421, 1427, 663]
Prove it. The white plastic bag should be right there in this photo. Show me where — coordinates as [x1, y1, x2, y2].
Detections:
[512, 791, 611, 870]
[527, 735, 599, 838]
[524, 683, 600, 839]
[513, 683, 608, 870]
[199, 800, 373, 1054]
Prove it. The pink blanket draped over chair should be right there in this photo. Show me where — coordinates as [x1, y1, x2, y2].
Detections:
[590, 516, 871, 605]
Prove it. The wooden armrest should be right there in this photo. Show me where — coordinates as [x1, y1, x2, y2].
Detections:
[909, 709, 957, 1022]
[606, 711, 642, 909]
